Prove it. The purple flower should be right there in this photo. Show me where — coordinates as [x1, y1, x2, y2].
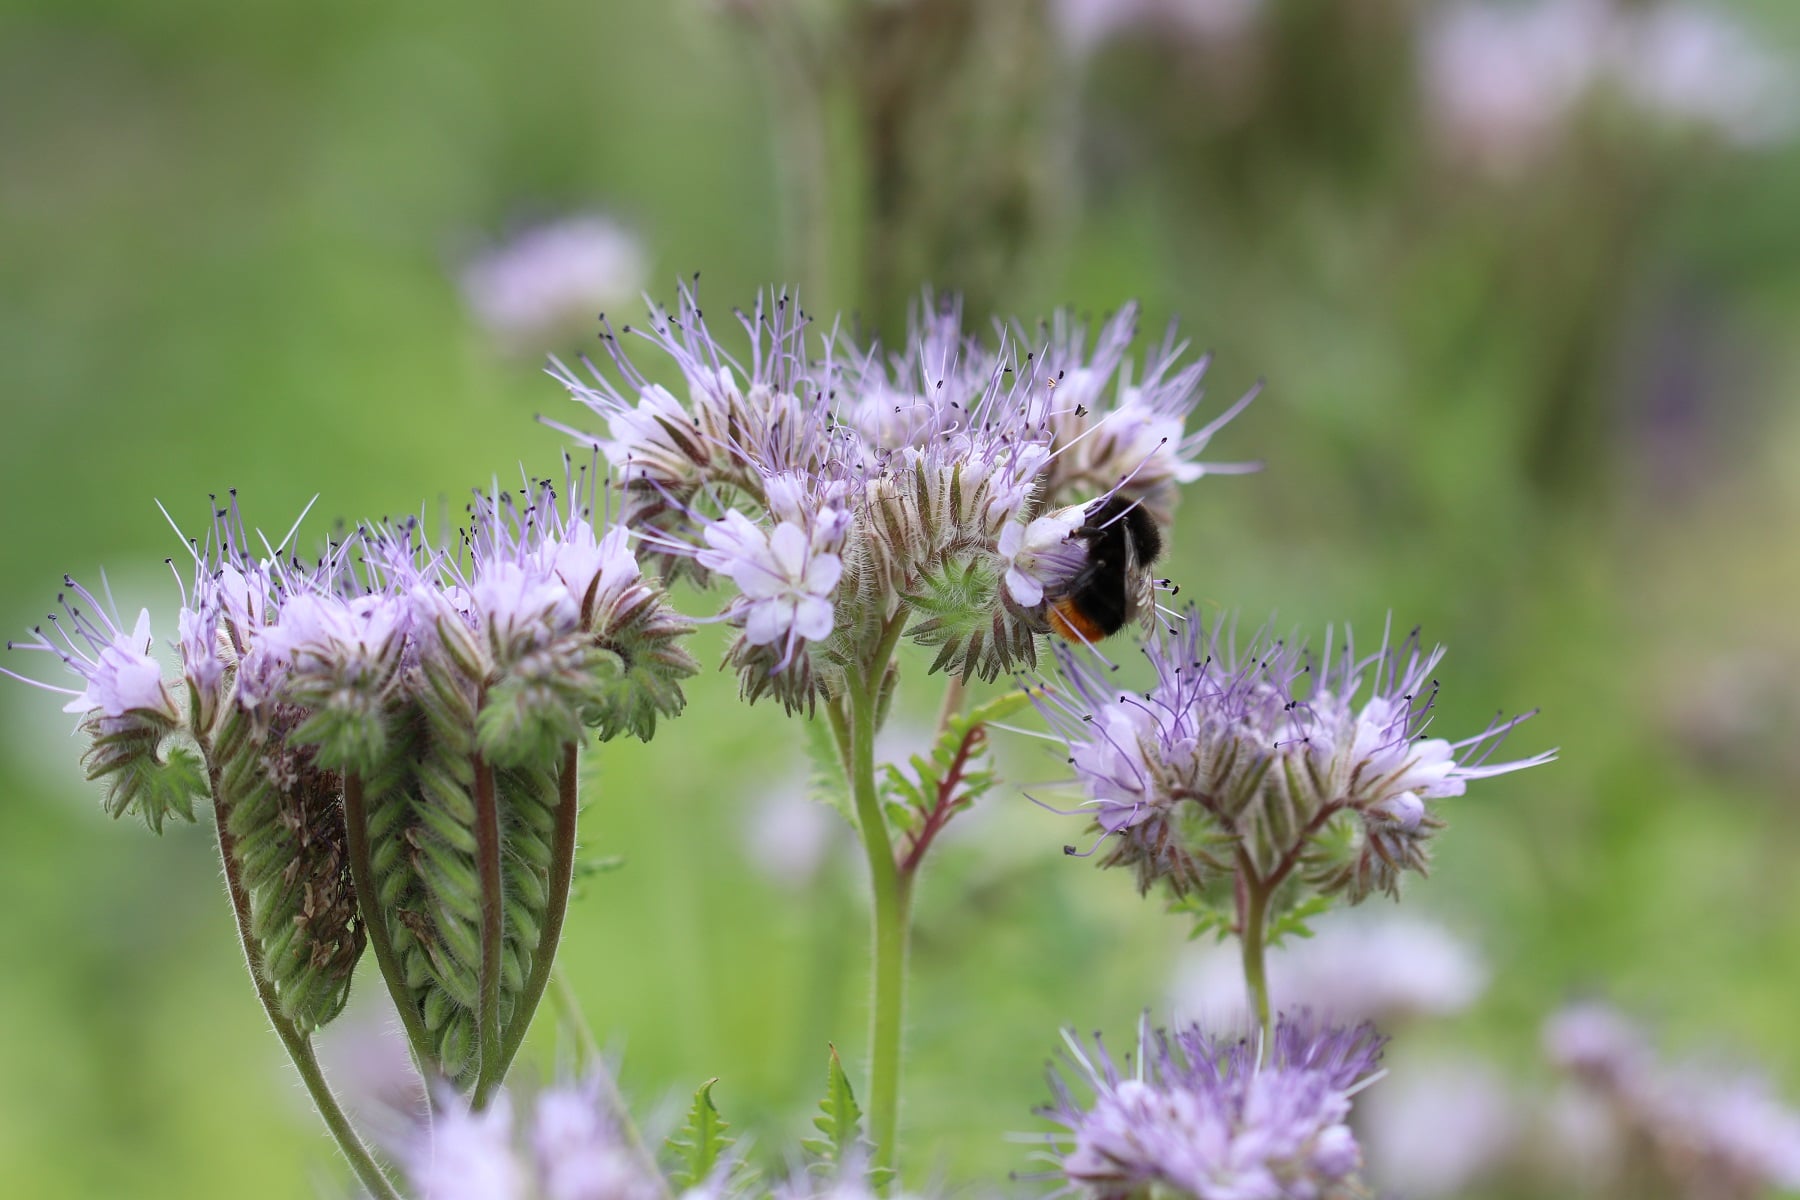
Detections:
[4, 584, 174, 723]
[460, 213, 649, 352]
[1040, 1013, 1386, 1200]
[698, 512, 843, 651]
[401, 1078, 666, 1200]
[1034, 611, 1554, 898]
[1546, 1002, 1800, 1197]
[551, 284, 1255, 698]
[404, 1093, 530, 1200]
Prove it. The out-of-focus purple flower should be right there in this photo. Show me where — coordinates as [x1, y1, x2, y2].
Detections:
[461, 214, 649, 351]
[1038, 1012, 1385, 1200]
[1545, 1001, 1800, 1197]
[1034, 610, 1553, 899]
[1420, 0, 1797, 176]
[1616, 4, 1799, 146]
[1360, 1051, 1519, 1198]
[404, 1093, 530, 1200]
[402, 1078, 667, 1200]
[1171, 912, 1487, 1029]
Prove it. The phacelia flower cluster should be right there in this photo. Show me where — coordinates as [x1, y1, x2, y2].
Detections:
[4, 473, 697, 1048]
[1034, 610, 1554, 901]
[1039, 1013, 1387, 1200]
[549, 285, 1257, 710]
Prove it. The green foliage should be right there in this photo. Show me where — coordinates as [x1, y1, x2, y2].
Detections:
[879, 689, 1032, 843]
[802, 1044, 883, 1181]
[803, 711, 856, 830]
[1267, 894, 1335, 947]
[665, 1078, 735, 1189]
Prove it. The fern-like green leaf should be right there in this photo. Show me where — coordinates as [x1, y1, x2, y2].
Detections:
[665, 1078, 734, 1189]
[801, 1044, 865, 1169]
[804, 713, 856, 830]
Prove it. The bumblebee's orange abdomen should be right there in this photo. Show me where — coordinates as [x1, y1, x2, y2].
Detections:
[1050, 600, 1111, 644]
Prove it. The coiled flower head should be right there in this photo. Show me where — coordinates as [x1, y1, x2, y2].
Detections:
[1034, 610, 1555, 902]
[1038, 1012, 1386, 1200]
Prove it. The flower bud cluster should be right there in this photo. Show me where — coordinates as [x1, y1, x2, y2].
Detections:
[1035, 610, 1554, 902]
[1040, 1012, 1387, 1200]
[549, 285, 1256, 708]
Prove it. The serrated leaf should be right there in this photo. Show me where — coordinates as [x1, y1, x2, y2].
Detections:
[801, 1044, 865, 1169]
[804, 714, 856, 830]
[665, 1078, 734, 1189]
[1267, 893, 1335, 947]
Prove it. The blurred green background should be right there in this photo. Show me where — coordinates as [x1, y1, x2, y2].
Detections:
[4, 0, 1800, 1195]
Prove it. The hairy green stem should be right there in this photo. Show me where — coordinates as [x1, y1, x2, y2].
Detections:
[1237, 857, 1274, 1052]
[493, 743, 582, 1081]
[842, 617, 910, 1179]
[342, 772, 439, 1081]
[472, 756, 505, 1105]
[210, 788, 402, 1200]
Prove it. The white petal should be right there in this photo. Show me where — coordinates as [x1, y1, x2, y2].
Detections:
[801, 551, 843, 596]
[742, 599, 786, 646]
[791, 595, 836, 642]
[767, 523, 810, 579]
[1005, 567, 1044, 608]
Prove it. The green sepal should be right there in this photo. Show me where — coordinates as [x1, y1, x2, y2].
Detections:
[289, 700, 392, 776]
[901, 556, 999, 649]
[665, 1078, 735, 1189]
[88, 736, 207, 833]
[475, 661, 595, 771]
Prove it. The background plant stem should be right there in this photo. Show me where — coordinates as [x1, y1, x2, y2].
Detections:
[1237, 864, 1274, 1052]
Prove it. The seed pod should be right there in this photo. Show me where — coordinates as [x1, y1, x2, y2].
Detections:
[212, 703, 365, 1032]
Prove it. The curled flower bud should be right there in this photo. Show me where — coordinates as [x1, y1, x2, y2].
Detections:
[1039, 1012, 1386, 1200]
[1034, 610, 1555, 901]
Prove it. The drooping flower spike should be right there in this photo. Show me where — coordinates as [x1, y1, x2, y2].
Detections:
[1036, 1012, 1387, 1200]
[1033, 608, 1556, 900]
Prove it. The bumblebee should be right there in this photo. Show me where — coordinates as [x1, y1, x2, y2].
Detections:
[1047, 494, 1165, 644]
